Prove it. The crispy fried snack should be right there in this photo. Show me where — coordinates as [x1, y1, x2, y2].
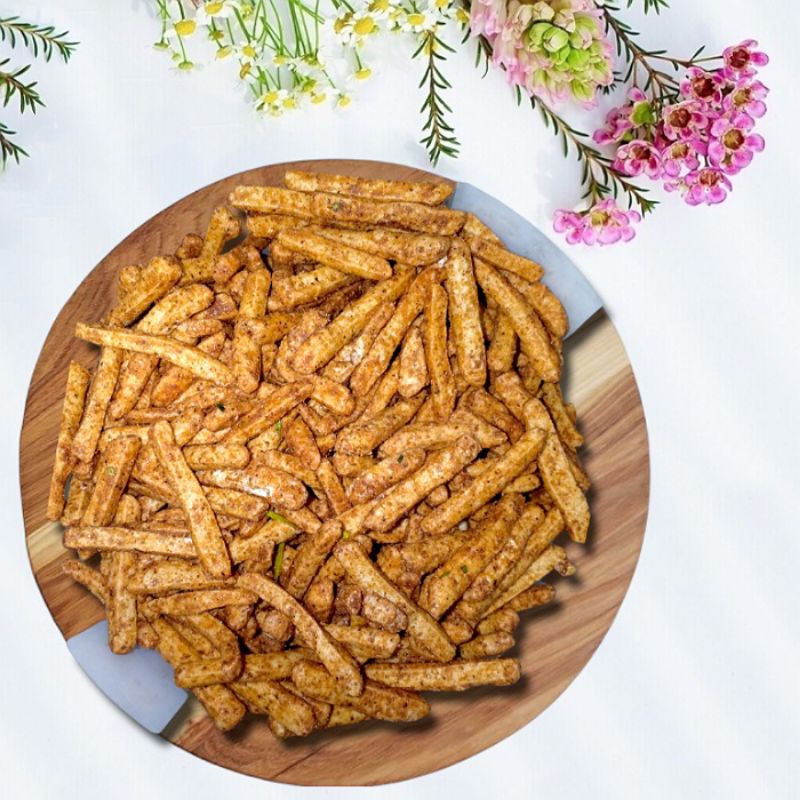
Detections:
[53, 169, 590, 738]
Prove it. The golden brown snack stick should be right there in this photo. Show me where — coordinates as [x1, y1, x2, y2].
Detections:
[117, 264, 141, 298]
[196, 464, 307, 510]
[336, 394, 424, 455]
[238, 268, 270, 318]
[282, 520, 343, 599]
[151, 618, 246, 731]
[174, 654, 243, 688]
[325, 624, 401, 660]
[285, 170, 453, 205]
[398, 322, 428, 398]
[71, 347, 123, 464]
[491, 371, 534, 421]
[365, 436, 481, 533]
[540, 381, 584, 449]
[419, 496, 519, 619]
[378, 418, 504, 457]
[292, 265, 414, 374]
[230, 185, 315, 217]
[106, 552, 137, 654]
[238, 573, 363, 695]
[421, 426, 547, 535]
[238, 651, 311, 682]
[150, 419, 231, 577]
[466, 387, 524, 443]
[346, 448, 426, 505]
[223, 381, 313, 444]
[183, 443, 250, 470]
[312, 226, 450, 265]
[327, 706, 368, 730]
[107, 256, 182, 326]
[76, 324, 234, 387]
[128, 560, 229, 594]
[503, 272, 568, 338]
[62, 560, 109, 605]
[64, 525, 196, 557]
[445, 238, 486, 387]
[350, 266, 442, 397]
[271, 267, 356, 309]
[501, 583, 556, 614]
[476, 608, 520, 635]
[423, 283, 456, 421]
[462, 213, 503, 244]
[277, 229, 392, 280]
[334, 540, 455, 662]
[486, 312, 518, 374]
[232, 318, 263, 393]
[143, 589, 257, 616]
[538, 432, 590, 543]
[292, 660, 429, 722]
[180, 207, 240, 284]
[313, 192, 465, 236]
[463, 231, 544, 283]
[474, 259, 560, 383]
[47, 361, 91, 520]
[231, 680, 316, 736]
[459, 632, 515, 659]
[246, 213, 311, 237]
[204, 486, 268, 520]
[81, 436, 141, 526]
[316, 461, 350, 516]
[364, 659, 520, 691]
[284, 416, 321, 470]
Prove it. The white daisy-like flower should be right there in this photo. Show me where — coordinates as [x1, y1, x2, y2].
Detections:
[364, 0, 395, 21]
[398, 9, 434, 33]
[195, 0, 240, 26]
[256, 88, 301, 116]
[164, 17, 199, 39]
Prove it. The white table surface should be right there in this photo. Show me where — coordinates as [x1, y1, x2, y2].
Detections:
[2, 2, 798, 797]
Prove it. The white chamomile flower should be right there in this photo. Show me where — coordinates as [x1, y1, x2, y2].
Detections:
[256, 88, 301, 116]
[195, 0, 240, 26]
[399, 9, 433, 33]
[336, 91, 354, 109]
[365, 0, 394, 21]
[349, 13, 382, 46]
[164, 17, 199, 40]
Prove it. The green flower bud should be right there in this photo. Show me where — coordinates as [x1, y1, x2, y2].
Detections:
[542, 26, 570, 53]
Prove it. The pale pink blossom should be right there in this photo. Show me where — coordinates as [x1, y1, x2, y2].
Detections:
[662, 100, 710, 141]
[659, 139, 702, 178]
[723, 39, 769, 78]
[469, 0, 507, 40]
[679, 67, 730, 107]
[665, 167, 733, 206]
[614, 139, 663, 179]
[707, 111, 765, 174]
[554, 199, 641, 246]
[723, 78, 769, 119]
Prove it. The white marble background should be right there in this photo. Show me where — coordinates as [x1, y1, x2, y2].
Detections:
[1, 2, 798, 798]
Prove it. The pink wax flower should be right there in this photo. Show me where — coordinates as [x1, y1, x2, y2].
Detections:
[662, 100, 710, 141]
[554, 199, 641, 246]
[708, 111, 765, 174]
[469, 0, 507, 40]
[660, 139, 702, 178]
[679, 67, 730, 107]
[593, 88, 654, 145]
[665, 167, 733, 206]
[723, 39, 769, 78]
[614, 139, 663, 179]
[724, 78, 769, 119]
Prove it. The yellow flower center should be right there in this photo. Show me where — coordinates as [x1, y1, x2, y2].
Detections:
[355, 67, 372, 81]
[283, 96, 297, 109]
[216, 46, 233, 59]
[369, 0, 390, 11]
[455, 8, 469, 24]
[174, 20, 197, 37]
[242, 45, 257, 59]
[263, 90, 280, 105]
[354, 16, 376, 35]
[311, 92, 327, 104]
[205, 2, 224, 14]
[239, 62, 251, 78]
[178, 60, 195, 71]
[273, 55, 288, 66]
[337, 94, 352, 108]
[407, 13, 425, 26]
[435, 0, 449, 8]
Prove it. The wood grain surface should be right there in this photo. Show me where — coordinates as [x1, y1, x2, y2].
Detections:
[19, 159, 649, 786]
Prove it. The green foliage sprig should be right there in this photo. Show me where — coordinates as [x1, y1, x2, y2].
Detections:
[0, 14, 77, 167]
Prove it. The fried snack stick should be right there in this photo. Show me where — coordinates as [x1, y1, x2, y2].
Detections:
[231, 680, 316, 736]
[238, 573, 363, 695]
[107, 256, 182, 326]
[62, 560, 109, 605]
[325, 624, 401, 660]
[81, 436, 141, 526]
[183, 444, 250, 470]
[128, 560, 231, 594]
[107, 551, 137, 654]
[237, 651, 312, 682]
[64, 526, 196, 557]
[222, 380, 314, 444]
[46, 362, 91, 520]
[445, 238, 486, 387]
[312, 227, 450, 265]
[524, 399, 589, 542]
[291, 265, 415, 374]
[350, 266, 443, 397]
[334, 540, 455, 662]
[462, 231, 545, 283]
[180, 206, 240, 284]
[502, 272, 568, 339]
[281, 520, 343, 599]
[230, 186, 316, 217]
[312, 192, 465, 236]
[378, 418, 505, 457]
[423, 283, 456, 420]
[276, 230, 392, 280]
[292, 661, 429, 722]
[336, 394, 425, 456]
[109, 284, 215, 419]
[142, 589, 257, 617]
[75, 324, 235, 386]
[284, 169, 453, 205]
[150, 419, 231, 578]
[421, 425, 548, 534]
[270, 267, 356, 310]
[419, 496, 520, 619]
[364, 436, 481, 533]
[71, 347, 123, 464]
[474, 259, 560, 383]
[346, 448, 426, 505]
[196, 464, 308, 509]
[364, 659, 520, 691]
[151, 617, 246, 731]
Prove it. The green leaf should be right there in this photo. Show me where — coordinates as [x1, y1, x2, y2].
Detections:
[273, 541, 286, 578]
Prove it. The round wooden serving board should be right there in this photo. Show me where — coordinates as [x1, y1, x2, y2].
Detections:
[20, 159, 649, 786]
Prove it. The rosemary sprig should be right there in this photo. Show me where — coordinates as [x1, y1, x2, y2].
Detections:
[0, 16, 78, 62]
[416, 25, 460, 166]
[0, 120, 26, 164]
[0, 59, 44, 114]
[626, 0, 670, 14]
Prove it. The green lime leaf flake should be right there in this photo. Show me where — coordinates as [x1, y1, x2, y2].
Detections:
[216, 402, 225, 411]
[342, 529, 351, 540]
[460, 564, 469, 574]
[267, 510, 292, 526]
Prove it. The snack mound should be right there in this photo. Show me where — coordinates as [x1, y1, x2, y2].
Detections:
[49, 169, 591, 736]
